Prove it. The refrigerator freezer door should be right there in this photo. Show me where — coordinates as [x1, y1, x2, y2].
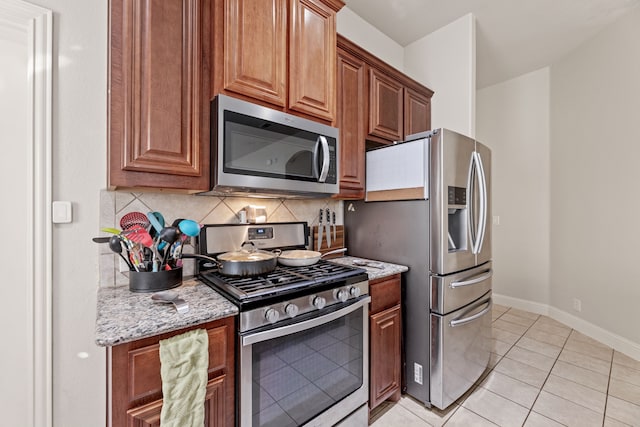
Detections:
[430, 129, 477, 275]
[430, 262, 492, 315]
[430, 294, 492, 409]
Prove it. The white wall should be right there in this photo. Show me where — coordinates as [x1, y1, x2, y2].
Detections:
[404, 14, 476, 137]
[477, 68, 551, 305]
[550, 6, 640, 345]
[337, 6, 404, 71]
[22, 0, 108, 425]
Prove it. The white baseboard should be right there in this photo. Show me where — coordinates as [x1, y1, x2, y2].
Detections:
[493, 293, 640, 361]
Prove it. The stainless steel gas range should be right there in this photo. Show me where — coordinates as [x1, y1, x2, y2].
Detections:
[196, 222, 370, 427]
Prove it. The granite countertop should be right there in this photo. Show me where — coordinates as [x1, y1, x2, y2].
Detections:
[96, 257, 406, 347]
[95, 278, 238, 347]
[330, 256, 408, 280]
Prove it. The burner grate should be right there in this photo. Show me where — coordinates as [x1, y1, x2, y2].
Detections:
[198, 260, 366, 302]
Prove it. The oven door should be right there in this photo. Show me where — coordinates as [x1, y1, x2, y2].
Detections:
[239, 296, 370, 427]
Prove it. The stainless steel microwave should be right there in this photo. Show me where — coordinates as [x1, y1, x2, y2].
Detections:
[200, 94, 339, 198]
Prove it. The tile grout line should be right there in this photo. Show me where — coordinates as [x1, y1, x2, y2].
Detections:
[519, 318, 572, 427]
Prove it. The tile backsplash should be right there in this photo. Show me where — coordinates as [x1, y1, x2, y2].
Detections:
[99, 190, 343, 286]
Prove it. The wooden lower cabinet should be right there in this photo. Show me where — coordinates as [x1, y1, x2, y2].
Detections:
[369, 274, 402, 413]
[109, 317, 235, 427]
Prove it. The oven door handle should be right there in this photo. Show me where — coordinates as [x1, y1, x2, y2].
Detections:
[241, 296, 371, 346]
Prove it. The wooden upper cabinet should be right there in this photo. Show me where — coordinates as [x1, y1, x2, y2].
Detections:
[214, 0, 343, 122]
[336, 47, 366, 199]
[288, 0, 337, 121]
[222, 0, 287, 106]
[369, 68, 404, 142]
[404, 87, 431, 137]
[109, 0, 210, 191]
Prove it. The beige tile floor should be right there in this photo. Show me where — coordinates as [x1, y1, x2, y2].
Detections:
[370, 304, 640, 427]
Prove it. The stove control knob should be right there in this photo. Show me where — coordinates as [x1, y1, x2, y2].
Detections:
[349, 286, 361, 298]
[284, 303, 299, 318]
[312, 296, 326, 310]
[336, 289, 349, 302]
[264, 308, 280, 324]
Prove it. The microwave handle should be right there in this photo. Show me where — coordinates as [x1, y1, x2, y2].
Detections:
[317, 135, 330, 182]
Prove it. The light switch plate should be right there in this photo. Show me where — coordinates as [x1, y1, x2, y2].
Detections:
[52, 201, 73, 223]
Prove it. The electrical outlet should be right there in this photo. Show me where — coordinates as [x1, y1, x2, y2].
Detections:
[414, 363, 423, 385]
[572, 298, 582, 312]
[493, 215, 500, 225]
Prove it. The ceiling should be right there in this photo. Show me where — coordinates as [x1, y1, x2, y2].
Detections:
[342, 0, 640, 88]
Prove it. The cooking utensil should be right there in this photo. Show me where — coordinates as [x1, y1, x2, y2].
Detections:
[146, 211, 164, 237]
[183, 242, 280, 277]
[325, 208, 331, 248]
[277, 248, 347, 267]
[108, 235, 134, 270]
[92, 236, 110, 243]
[177, 219, 200, 237]
[332, 210, 336, 242]
[317, 209, 323, 250]
[157, 226, 180, 267]
[100, 227, 121, 235]
[151, 290, 189, 314]
[120, 211, 149, 231]
[352, 259, 384, 269]
[124, 225, 153, 248]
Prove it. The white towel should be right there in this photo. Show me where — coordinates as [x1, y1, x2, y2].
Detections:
[159, 328, 209, 427]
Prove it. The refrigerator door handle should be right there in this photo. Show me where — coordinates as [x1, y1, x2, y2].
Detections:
[467, 154, 478, 253]
[469, 151, 487, 255]
[449, 269, 493, 288]
[449, 298, 493, 328]
[475, 151, 488, 254]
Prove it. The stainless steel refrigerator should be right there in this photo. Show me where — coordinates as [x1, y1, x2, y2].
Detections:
[345, 128, 493, 409]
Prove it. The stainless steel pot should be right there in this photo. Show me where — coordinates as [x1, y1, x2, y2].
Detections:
[184, 242, 280, 277]
[277, 248, 347, 267]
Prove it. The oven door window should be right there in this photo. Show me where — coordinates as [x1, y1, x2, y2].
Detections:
[223, 111, 337, 183]
[249, 309, 364, 427]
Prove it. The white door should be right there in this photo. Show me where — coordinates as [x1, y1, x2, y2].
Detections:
[0, 1, 52, 425]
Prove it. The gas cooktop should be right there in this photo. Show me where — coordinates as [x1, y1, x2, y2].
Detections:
[198, 259, 367, 308]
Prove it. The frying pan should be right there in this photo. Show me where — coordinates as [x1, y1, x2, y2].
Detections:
[277, 248, 347, 267]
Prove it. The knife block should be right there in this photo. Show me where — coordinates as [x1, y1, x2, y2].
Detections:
[312, 225, 345, 258]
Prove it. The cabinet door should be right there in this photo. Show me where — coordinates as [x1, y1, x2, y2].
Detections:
[110, 317, 235, 427]
[222, 0, 287, 106]
[370, 304, 402, 409]
[126, 375, 227, 427]
[368, 67, 403, 142]
[336, 48, 366, 199]
[404, 87, 431, 137]
[288, 0, 337, 121]
[109, 0, 210, 191]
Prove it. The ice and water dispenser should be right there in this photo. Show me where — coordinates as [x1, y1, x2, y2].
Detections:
[447, 186, 468, 252]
